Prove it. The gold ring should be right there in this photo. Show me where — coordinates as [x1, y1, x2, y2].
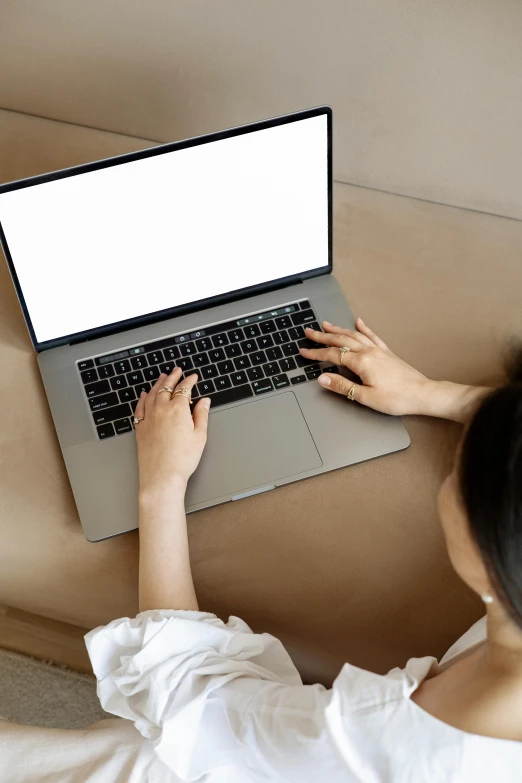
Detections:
[172, 387, 192, 403]
[339, 346, 350, 365]
[346, 383, 356, 401]
[134, 416, 144, 425]
[157, 386, 174, 397]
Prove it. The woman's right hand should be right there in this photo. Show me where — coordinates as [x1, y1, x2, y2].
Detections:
[299, 317, 431, 416]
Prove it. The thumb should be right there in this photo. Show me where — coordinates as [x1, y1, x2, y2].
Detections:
[193, 397, 211, 435]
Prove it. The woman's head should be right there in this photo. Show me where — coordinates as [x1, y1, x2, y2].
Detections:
[437, 342, 522, 630]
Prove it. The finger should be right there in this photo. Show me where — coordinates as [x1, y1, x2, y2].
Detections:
[317, 371, 364, 403]
[299, 344, 360, 370]
[193, 397, 211, 435]
[303, 327, 363, 351]
[354, 317, 389, 350]
[170, 372, 199, 406]
[155, 366, 183, 407]
[316, 322, 374, 348]
[134, 390, 147, 420]
[145, 372, 169, 413]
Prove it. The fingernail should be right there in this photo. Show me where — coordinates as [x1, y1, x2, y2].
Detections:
[202, 398, 211, 409]
[323, 320, 331, 326]
[358, 317, 365, 325]
[318, 374, 331, 387]
[140, 391, 147, 397]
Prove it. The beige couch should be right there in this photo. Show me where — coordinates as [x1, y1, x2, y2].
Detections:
[1, 109, 520, 685]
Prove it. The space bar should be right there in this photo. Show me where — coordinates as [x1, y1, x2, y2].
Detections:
[207, 384, 254, 408]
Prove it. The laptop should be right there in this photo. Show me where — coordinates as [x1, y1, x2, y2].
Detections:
[0, 106, 409, 541]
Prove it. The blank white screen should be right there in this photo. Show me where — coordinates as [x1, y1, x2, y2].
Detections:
[0, 114, 329, 344]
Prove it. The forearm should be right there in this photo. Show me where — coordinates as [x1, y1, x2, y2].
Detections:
[416, 379, 495, 424]
[138, 480, 199, 613]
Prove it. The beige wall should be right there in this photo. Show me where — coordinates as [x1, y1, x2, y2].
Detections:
[1, 0, 521, 219]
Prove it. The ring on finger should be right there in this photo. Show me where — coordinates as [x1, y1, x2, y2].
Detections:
[346, 383, 356, 401]
[171, 387, 192, 403]
[134, 416, 144, 425]
[157, 386, 174, 397]
[339, 346, 350, 365]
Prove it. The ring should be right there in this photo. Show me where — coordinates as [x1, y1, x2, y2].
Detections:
[346, 384, 356, 401]
[339, 346, 350, 365]
[157, 386, 174, 397]
[172, 387, 192, 403]
[134, 416, 144, 425]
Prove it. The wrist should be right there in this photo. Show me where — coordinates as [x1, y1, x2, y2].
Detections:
[415, 379, 493, 423]
[139, 475, 188, 511]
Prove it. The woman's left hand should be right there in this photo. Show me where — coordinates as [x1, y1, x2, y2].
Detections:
[134, 368, 211, 500]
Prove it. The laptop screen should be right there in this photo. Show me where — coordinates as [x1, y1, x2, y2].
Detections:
[0, 111, 330, 347]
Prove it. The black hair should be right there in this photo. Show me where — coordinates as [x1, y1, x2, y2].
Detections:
[458, 339, 522, 628]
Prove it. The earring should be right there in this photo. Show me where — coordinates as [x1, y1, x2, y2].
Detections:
[481, 592, 494, 604]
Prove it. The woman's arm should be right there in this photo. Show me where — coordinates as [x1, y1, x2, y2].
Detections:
[300, 317, 494, 425]
[133, 367, 210, 613]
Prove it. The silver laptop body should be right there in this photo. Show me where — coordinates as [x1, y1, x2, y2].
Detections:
[0, 106, 409, 541]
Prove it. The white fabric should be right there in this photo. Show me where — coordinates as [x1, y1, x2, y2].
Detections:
[1, 612, 521, 782]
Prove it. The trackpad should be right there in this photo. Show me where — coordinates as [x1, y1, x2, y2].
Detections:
[186, 392, 322, 506]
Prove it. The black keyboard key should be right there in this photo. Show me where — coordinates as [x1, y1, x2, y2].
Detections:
[208, 384, 253, 408]
[195, 338, 211, 351]
[234, 355, 251, 370]
[130, 355, 148, 370]
[275, 316, 292, 330]
[273, 373, 290, 389]
[81, 369, 98, 384]
[177, 357, 194, 372]
[201, 364, 218, 379]
[297, 338, 318, 350]
[299, 300, 311, 310]
[243, 324, 260, 338]
[263, 362, 279, 377]
[228, 329, 244, 342]
[159, 361, 175, 375]
[78, 359, 94, 371]
[127, 370, 144, 385]
[135, 382, 152, 396]
[273, 330, 289, 345]
[197, 380, 215, 396]
[251, 351, 266, 366]
[305, 363, 321, 375]
[288, 326, 305, 341]
[291, 309, 316, 325]
[240, 339, 257, 354]
[215, 375, 232, 390]
[257, 335, 274, 350]
[296, 354, 316, 367]
[279, 357, 297, 373]
[93, 403, 132, 426]
[89, 392, 119, 411]
[180, 342, 196, 356]
[98, 364, 115, 379]
[308, 321, 322, 333]
[306, 368, 321, 379]
[147, 351, 164, 365]
[282, 342, 298, 357]
[231, 371, 248, 386]
[164, 346, 181, 361]
[247, 366, 264, 381]
[212, 333, 229, 347]
[225, 343, 241, 358]
[322, 365, 339, 374]
[209, 348, 225, 363]
[84, 379, 111, 398]
[265, 346, 282, 361]
[217, 360, 234, 375]
[118, 387, 136, 403]
[97, 423, 115, 440]
[194, 352, 209, 367]
[291, 374, 307, 385]
[260, 320, 276, 334]
[253, 379, 274, 395]
[114, 359, 131, 374]
[144, 366, 161, 381]
[114, 418, 133, 435]
[110, 375, 128, 391]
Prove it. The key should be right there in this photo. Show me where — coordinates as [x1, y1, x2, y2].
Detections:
[146, 351, 164, 365]
[84, 379, 111, 398]
[114, 418, 132, 435]
[195, 338, 211, 351]
[110, 375, 128, 391]
[305, 363, 321, 375]
[159, 362, 175, 375]
[118, 387, 136, 403]
[288, 326, 305, 341]
[321, 365, 339, 374]
[273, 330, 289, 345]
[135, 382, 152, 396]
[251, 351, 266, 365]
[240, 340, 257, 354]
[201, 364, 218, 379]
[78, 359, 94, 371]
[291, 374, 307, 385]
[228, 329, 244, 342]
[207, 384, 253, 408]
[231, 371, 248, 385]
[96, 423, 115, 439]
[193, 352, 209, 367]
[262, 362, 279, 377]
[143, 366, 161, 381]
[265, 346, 282, 361]
[296, 354, 316, 367]
[127, 370, 144, 385]
[114, 359, 131, 374]
[177, 357, 194, 372]
[209, 348, 225, 362]
[93, 403, 132, 425]
[282, 342, 298, 357]
[234, 355, 251, 370]
[89, 392, 119, 411]
[180, 343, 196, 356]
[260, 320, 276, 334]
[247, 366, 264, 381]
[279, 357, 297, 373]
[252, 379, 274, 395]
[243, 324, 260, 338]
[197, 379, 215, 395]
[212, 333, 229, 347]
[164, 346, 180, 361]
[257, 335, 274, 350]
[299, 300, 311, 310]
[225, 343, 241, 358]
[272, 373, 290, 389]
[215, 375, 232, 390]
[98, 364, 115, 379]
[306, 368, 321, 379]
[130, 355, 148, 370]
[217, 360, 234, 375]
[81, 369, 98, 384]
[291, 309, 316, 325]
[275, 316, 292, 330]
[297, 338, 318, 350]
[175, 333, 191, 344]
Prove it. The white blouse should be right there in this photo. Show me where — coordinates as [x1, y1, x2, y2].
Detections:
[1, 611, 520, 782]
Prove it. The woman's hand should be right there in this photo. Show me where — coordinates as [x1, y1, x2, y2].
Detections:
[299, 317, 430, 416]
[134, 368, 211, 500]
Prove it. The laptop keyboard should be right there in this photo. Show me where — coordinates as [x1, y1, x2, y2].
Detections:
[77, 299, 339, 440]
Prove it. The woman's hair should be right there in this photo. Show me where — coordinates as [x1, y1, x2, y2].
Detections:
[458, 340, 522, 628]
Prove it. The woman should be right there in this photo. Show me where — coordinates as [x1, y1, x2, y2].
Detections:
[3, 318, 520, 782]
